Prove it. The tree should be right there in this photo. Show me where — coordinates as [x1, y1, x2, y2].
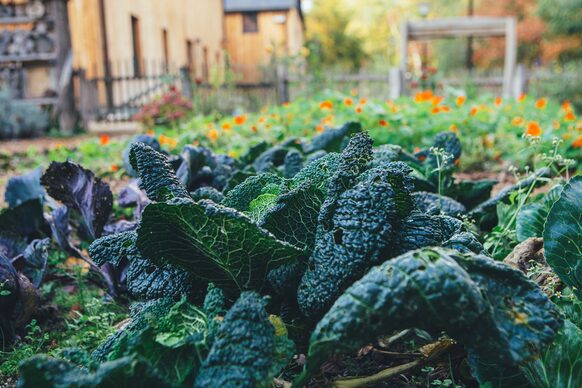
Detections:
[305, 0, 369, 71]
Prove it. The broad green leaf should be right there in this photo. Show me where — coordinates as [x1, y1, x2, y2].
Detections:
[137, 200, 303, 294]
[523, 320, 582, 388]
[516, 184, 563, 242]
[543, 176, 582, 300]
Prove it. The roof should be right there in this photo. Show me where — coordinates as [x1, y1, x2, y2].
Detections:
[224, 0, 300, 13]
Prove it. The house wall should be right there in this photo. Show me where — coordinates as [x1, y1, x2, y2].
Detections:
[225, 8, 304, 82]
[68, 0, 224, 78]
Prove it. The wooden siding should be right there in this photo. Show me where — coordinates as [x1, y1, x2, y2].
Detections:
[225, 9, 304, 82]
[68, 0, 224, 78]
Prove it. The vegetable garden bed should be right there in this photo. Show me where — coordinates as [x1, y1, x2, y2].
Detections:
[0, 91, 580, 387]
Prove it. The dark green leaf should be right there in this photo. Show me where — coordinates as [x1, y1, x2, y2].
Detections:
[543, 175, 582, 299]
[136, 200, 302, 295]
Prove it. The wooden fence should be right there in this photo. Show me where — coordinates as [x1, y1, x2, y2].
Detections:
[75, 63, 580, 124]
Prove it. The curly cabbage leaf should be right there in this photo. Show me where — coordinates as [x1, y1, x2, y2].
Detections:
[176, 145, 236, 192]
[41, 161, 113, 240]
[18, 355, 168, 387]
[194, 292, 294, 388]
[303, 121, 362, 154]
[318, 131, 374, 231]
[298, 163, 413, 319]
[136, 200, 303, 295]
[4, 167, 44, 208]
[222, 173, 286, 213]
[89, 231, 197, 300]
[543, 175, 582, 300]
[129, 142, 190, 202]
[123, 134, 161, 177]
[284, 149, 304, 178]
[93, 298, 177, 362]
[190, 186, 224, 203]
[413, 191, 466, 217]
[103, 297, 209, 386]
[295, 248, 562, 387]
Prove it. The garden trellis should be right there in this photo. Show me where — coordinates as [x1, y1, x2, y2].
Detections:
[398, 17, 518, 98]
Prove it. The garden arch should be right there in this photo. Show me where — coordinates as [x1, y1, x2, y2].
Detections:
[399, 17, 517, 97]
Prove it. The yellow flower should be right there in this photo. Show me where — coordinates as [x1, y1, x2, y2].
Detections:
[227, 150, 238, 158]
[300, 46, 310, 57]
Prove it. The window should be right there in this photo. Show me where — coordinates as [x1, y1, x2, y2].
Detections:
[162, 29, 169, 69]
[203, 45, 209, 82]
[242, 12, 258, 33]
[186, 40, 194, 72]
[131, 16, 142, 76]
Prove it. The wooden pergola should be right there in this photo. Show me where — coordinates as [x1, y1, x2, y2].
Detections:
[399, 17, 517, 97]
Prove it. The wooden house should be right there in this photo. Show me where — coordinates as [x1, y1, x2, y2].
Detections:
[68, 0, 225, 81]
[224, 0, 304, 82]
[0, 0, 225, 128]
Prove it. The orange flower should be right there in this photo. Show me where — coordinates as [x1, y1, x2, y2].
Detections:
[355, 106, 363, 114]
[553, 121, 560, 130]
[494, 97, 502, 107]
[110, 164, 119, 172]
[351, 89, 358, 96]
[414, 90, 433, 103]
[221, 122, 232, 130]
[251, 125, 258, 133]
[565, 111, 576, 121]
[159, 134, 178, 148]
[572, 135, 582, 148]
[431, 96, 443, 106]
[316, 125, 324, 133]
[450, 124, 458, 132]
[413, 147, 421, 153]
[282, 101, 290, 107]
[525, 121, 542, 137]
[535, 98, 547, 109]
[470, 107, 478, 116]
[344, 97, 353, 106]
[431, 106, 441, 114]
[207, 128, 219, 142]
[99, 134, 110, 146]
[512, 117, 524, 126]
[193, 140, 200, 146]
[441, 105, 451, 113]
[379, 119, 388, 127]
[359, 97, 367, 105]
[259, 116, 267, 123]
[456, 96, 466, 107]
[518, 93, 527, 102]
[562, 101, 572, 112]
[319, 100, 333, 110]
[234, 115, 246, 125]
[146, 130, 155, 136]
